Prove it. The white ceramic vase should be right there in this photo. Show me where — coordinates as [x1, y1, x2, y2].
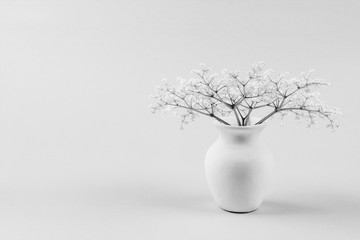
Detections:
[205, 118, 273, 213]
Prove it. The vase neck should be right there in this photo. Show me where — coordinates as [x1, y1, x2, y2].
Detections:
[215, 124, 265, 145]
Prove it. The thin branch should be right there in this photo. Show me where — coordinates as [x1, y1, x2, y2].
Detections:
[235, 106, 244, 125]
[244, 106, 253, 126]
[255, 96, 286, 125]
[233, 109, 242, 126]
[189, 89, 232, 108]
[255, 109, 278, 125]
[165, 102, 230, 125]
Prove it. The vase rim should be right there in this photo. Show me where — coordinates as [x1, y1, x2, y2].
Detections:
[213, 116, 267, 129]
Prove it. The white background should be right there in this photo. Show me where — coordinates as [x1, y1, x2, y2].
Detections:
[1, 0, 360, 239]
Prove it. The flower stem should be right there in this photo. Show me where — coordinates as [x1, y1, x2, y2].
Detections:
[212, 115, 230, 125]
[255, 109, 278, 125]
[233, 109, 242, 126]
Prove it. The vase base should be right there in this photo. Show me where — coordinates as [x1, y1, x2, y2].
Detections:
[220, 207, 258, 214]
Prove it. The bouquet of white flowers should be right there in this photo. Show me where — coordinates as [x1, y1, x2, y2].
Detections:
[150, 63, 341, 130]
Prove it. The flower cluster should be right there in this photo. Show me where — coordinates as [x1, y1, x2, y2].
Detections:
[150, 63, 341, 130]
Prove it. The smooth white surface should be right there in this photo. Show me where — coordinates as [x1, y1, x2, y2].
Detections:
[205, 120, 273, 212]
[1, 0, 360, 239]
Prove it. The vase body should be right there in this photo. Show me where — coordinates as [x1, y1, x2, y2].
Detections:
[205, 119, 273, 213]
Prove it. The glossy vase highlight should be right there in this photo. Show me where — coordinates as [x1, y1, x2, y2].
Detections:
[205, 118, 273, 213]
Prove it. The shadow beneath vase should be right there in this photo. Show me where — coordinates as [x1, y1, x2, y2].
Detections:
[253, 200, 324, 216]
[88, 182, 360, 217]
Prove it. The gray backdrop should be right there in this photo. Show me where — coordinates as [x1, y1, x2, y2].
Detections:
[1, 0, 359, 239]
